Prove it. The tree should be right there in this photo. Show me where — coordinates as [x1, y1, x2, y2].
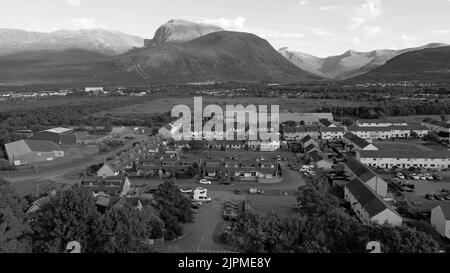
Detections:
[154, 181, 193, 239]
[342, 118, 354, 126]
[95, 204, 151, 253]
[0, 179, 32, 253]
[30, 187, 102, 253]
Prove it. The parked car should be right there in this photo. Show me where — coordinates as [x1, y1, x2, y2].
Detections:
[191, 202, 202, 209]
[444, 194, 450, 201]
[396, 173, 405, 179]
[433, 174, 443, 180]
[410, 173, 420, 180]
[180, 188, 193, 193]
[442, 188, 450, 194]
[223, 210, 238, 221]
[418, 174, 427, 181]
[235, 189, 242, 195]
[199, 179, 212, 185]
[425, 194, 436, 200]
[424, 173, 434, 180]
[435, 194, 445, 201]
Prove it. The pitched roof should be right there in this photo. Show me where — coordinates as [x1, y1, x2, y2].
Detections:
[319, 119, 333, 127]
[346, 178, 395, 218]
[284, 126, 320, 133]
[437, 204, 450, 220]
[309, 150, 331, 163]
[343, 132, 370, 149]
[44, 127, 72, 134]
[359, 150, 450, 159]
[344, 158, 376, 182]
[321, 127, 346, 132]
[358, 118, 407, 124]
[423, 118, 450, 129]
[5, 140, 63, 157]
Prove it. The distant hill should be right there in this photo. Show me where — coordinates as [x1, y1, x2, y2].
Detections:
[0, 31, 321, 86]
[279, 43, 447, 79]
[144, 19, 224, 46]
[352, 46, 450, 82]
[0, 28, 145, 56]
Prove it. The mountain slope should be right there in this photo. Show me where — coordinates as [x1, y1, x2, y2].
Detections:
[352, 46, 450, 82]
[0, 31, 321, 86]
[144, 20, 224, 46]
[0, 28, 145, 56]
[279, 43, 447, 79]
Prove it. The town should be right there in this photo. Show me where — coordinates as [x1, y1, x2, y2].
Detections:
[1, 92, 450, 253]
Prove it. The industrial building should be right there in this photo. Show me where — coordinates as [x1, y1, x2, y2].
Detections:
[5, 139, 64, 166]
[32, 127, 76, 145]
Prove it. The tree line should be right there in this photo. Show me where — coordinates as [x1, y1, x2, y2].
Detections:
[0, 179, 192, 253]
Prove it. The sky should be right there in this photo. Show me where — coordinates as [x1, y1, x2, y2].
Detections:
[1, 0, 450, 57]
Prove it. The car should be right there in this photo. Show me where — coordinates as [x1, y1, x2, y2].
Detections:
[195, 187, 208, 193]
[235, 189, 242, 195]
[194, 196, 212, 202]
[410, 173, 420, 180]
[223, 210, 238, 221]
[401, 186, 414, 192]
[276, 155, 282, 161]
[424, 173, 434, 180]
[191, 202, 202, 209]
[199, 179, 212, 185]
[433, 174, 443, 181]
[425, 194, 436, 200]
[444, 194, 450, 201]
[442, 188, 450, 194]
[418, 174, 427, 181]
[396, 173, 405, 179]
[180, 188, 193, 194]
[435, 194, 445, 201]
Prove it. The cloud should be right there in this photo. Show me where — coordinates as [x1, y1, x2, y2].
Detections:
[319, 5, 341, 11]
[350, 0, 382, 30]
[198, 17, 246, 30]
[249, 29, 305, 39]
[363, 26, 381, 37]
[66, 0, 81, 6]
[352, 37, 361, 44]
[431, 29, 449, 36]
[195, 17, 303, 40]
[307, 27, 336, 37]
[63, 17, 103, 29]
[299, 1, 309, 6]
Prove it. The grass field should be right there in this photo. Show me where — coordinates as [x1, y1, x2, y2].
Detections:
[94, 96, 374, 116]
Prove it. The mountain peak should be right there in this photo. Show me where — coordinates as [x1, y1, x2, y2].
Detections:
[144, 19, 224, 46]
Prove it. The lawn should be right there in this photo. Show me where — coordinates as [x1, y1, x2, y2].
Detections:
[94, 96, 373, 117]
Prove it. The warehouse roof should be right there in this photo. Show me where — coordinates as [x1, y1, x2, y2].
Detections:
[359, 150, 450, 159]
[44, 127, 72, 134]
[5, 140, 63, 158]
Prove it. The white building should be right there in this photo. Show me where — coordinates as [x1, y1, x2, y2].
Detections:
[85, 87, 104, 92]
[321, 127, 346, 140]
[347, 125, 429, 140]
[357, 150, 450, 170]
[345, 178, 402, 226]
[356, 119, 408, 127]
[431, 204, 450, 239]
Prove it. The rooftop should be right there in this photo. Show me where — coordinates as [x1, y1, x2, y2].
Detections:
[44, 127, 72, 134]
[343, 132, 371, 149]
[346, 178, 397, 218]
[344, 158, 376, 183]
[359, 150, 450, 159]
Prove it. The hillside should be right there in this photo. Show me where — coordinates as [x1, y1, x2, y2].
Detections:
[279, 43, 447, 79]
[0, 28, 145, 56]
[352, 46, 450, 82]
[0, 31, 321, 86]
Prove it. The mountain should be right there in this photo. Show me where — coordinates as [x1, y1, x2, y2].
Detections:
[352, 46, 450, 82]
[0, 31, 321, 86]
[0, 28, 145, 56]
[279, 43, 447, 79]
[144, 19, 224, 46]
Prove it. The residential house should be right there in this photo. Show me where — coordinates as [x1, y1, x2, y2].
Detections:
[321, 127, 346, 140]
[431, 204, 450, 239]
[344, 178, 402, 226]
[342, 132, 378, 152]
[344, 158, 388, 197]
[357, 150, 450, 170]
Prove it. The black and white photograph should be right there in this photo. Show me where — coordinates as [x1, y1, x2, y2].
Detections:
[0, 0, 450, 267]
